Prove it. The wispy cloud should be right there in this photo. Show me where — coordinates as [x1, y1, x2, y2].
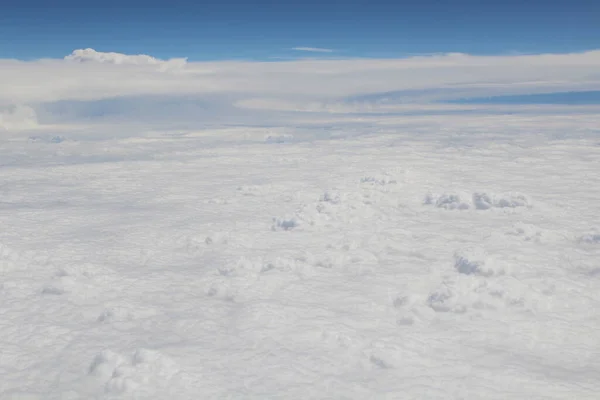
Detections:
[291, 47, 334, 53]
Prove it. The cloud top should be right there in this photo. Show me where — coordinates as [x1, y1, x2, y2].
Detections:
[64, 48, 187, 70]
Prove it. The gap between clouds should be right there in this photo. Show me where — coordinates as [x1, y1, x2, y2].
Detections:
[1, 48, 600, 129]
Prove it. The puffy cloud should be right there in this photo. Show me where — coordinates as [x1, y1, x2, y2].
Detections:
[65, 48, 160, 65]
[0, 105, 38, 130]
[64, 48, 187, 70]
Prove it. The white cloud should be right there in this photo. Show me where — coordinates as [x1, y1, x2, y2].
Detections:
[0, 105, 38, 130]
[64, 48, 187, 70]
[65, 48, 161, 65]
[291, 47, 334, 53]
[1, 48, 600, 126]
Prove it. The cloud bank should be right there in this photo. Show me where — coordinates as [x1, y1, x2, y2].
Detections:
[1, 48, 600, 128]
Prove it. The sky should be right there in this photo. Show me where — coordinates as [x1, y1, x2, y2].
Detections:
[1, 0, 599, 61]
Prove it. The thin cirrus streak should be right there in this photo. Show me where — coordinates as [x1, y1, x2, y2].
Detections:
[291, 47, 335, 53]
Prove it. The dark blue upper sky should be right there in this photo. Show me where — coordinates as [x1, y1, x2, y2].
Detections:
[1, 0, 599, 60]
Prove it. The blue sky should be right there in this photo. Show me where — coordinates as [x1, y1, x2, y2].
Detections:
[1, 0, 599, 61]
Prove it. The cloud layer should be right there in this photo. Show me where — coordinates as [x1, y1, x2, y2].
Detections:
[1, 48, 600, 128]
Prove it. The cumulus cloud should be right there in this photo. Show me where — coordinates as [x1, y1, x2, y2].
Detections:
[291, 47, 334, 53]
[0, 105, 38, 130]
[64, 48, 187, 70]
